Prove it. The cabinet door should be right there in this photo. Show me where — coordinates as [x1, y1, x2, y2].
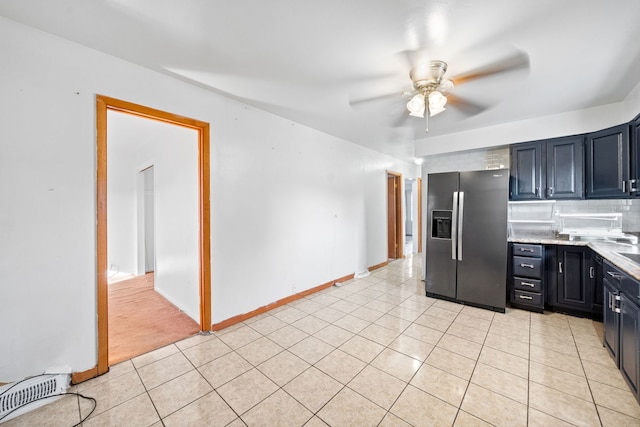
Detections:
[603, 277, 619, 365]
[585, 124, 630, 198]
[593, 255, 604, 318]
[510, 142, 544, 200]
[546, 136, 584, 199]
[620, 293, 639, 396]
[556, 247, 592, 311]
[632, 116, 640, 197]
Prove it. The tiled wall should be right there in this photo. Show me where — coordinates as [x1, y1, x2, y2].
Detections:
[555, 199, 640, 232]
[421, 146, 510, 173]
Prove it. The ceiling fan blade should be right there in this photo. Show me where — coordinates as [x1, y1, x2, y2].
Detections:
[349, 92, 401, 107]
[451, 50, 530, 85]
[447, 94, 490, 116]
[398, 49, 419, 69]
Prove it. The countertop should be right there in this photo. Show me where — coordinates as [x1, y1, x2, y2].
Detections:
[509, 236, 640, 281]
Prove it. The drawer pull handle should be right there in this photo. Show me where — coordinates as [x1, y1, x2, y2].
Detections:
[519, 295, 533, 300]
[607, 271, 622, 280]
[520, 263, 534, 269]
[521, 282, 536, 287]
[519, 248, 534, 253]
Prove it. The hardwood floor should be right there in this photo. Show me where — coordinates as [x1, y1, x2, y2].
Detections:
[108, 273, 200, 365]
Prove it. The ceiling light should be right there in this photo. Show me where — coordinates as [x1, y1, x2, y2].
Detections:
[438, 79, 454, 94]
[407, 93, 425, 117]
[428, 91, 447, 116]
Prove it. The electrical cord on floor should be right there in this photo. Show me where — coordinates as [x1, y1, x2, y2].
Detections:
[0, 373, 97, 426]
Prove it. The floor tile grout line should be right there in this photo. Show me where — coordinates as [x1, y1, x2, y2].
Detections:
[570, 319, 605, 426]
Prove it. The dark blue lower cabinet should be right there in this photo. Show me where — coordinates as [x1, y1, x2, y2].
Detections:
[620, 293, 640, 397]
[603, 277, 620, 365]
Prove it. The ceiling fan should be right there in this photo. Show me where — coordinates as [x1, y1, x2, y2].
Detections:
[350, 49, 530, 132]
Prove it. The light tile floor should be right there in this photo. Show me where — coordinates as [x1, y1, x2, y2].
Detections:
[6, 254, 640, 426]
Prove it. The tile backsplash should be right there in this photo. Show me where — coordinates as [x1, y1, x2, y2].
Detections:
[508, 199, 640, 234]
[554, 199, 640, 232]
[421, 147, 509, 174]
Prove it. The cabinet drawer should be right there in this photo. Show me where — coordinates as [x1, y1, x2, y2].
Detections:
[513, 290, 543, 307]
[514, 277, 542, 293]
[620, 276, 640, 305]
[513, 256, 543, 278]
[513, 244, 542, 257]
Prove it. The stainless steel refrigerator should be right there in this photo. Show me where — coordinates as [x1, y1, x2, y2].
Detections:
[425, 169, 509, 312]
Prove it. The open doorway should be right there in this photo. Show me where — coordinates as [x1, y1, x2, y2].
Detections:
[141, 166, 156, 274]
[96, 95, 211, 375]
[106, 110, 201, 365]
[404, 178, 415, 255]
[387, 171, 403, 259]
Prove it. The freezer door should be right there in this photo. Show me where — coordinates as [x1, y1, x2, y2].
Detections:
[455, 170, 509, 309]
[425, 172, 459, 298]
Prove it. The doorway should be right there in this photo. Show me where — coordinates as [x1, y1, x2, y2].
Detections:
[140, 166, 156, 274]
[96, 95, 211, 375]
[387, 171, 403, 259]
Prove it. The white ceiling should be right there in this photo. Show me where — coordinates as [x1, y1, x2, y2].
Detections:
[2, 0, 640, 161]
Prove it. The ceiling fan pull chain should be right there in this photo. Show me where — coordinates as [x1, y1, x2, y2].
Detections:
[425, 101, 429, 133]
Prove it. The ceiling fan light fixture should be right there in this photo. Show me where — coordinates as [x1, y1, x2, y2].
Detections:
[428, 90, 447, 116]
[438, 79, 454, 93]
[407, 93, 425, 117]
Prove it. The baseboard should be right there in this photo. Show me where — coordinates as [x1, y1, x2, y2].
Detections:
[154, 286, 199, 323]
[212, 272, 355, 331]
[71, 365, 98, 384]
[368, 261, 388, 271]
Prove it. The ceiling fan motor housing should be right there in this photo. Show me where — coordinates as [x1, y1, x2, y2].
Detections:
[410, 60, 448, 92]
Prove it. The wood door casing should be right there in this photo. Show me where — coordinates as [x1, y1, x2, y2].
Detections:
[387, 172, 403, 259]
[96, 95, 211, 375]
[387, 176, 396, 258]
[417, 178, 423, 253]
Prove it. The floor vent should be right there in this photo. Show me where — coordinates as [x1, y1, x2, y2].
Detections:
[0, 373, 69, 422]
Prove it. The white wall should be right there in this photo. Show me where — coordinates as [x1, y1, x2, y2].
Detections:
[623, 79, 640, 121]
[107, 111, 200, 320]
[0, 17, 417, 381]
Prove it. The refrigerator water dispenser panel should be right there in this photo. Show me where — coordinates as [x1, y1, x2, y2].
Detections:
[431, 210, 452, 239]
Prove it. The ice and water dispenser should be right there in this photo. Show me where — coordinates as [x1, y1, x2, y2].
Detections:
[431, 210, 452, 239]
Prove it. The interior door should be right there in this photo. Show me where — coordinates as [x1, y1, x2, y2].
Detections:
[387, 176, 397, 258]
[387, 173, 402, 259]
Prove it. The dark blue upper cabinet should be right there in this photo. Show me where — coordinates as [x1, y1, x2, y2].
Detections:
[546, 135, 584, 199]
[585, 124, 630, 199]
[510, 141, 544, 200]
[510, 136, 583, 200]
[631, 115, 640, 197]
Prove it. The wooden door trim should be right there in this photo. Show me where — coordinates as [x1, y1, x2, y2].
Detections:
[386, 171, 403, 259]
[417, 178, 423, 253]
[96, 95, 211, 375]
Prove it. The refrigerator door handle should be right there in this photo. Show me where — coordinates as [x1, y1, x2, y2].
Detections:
[457, 192, 464, 261]
[451, 192, 459, 260]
